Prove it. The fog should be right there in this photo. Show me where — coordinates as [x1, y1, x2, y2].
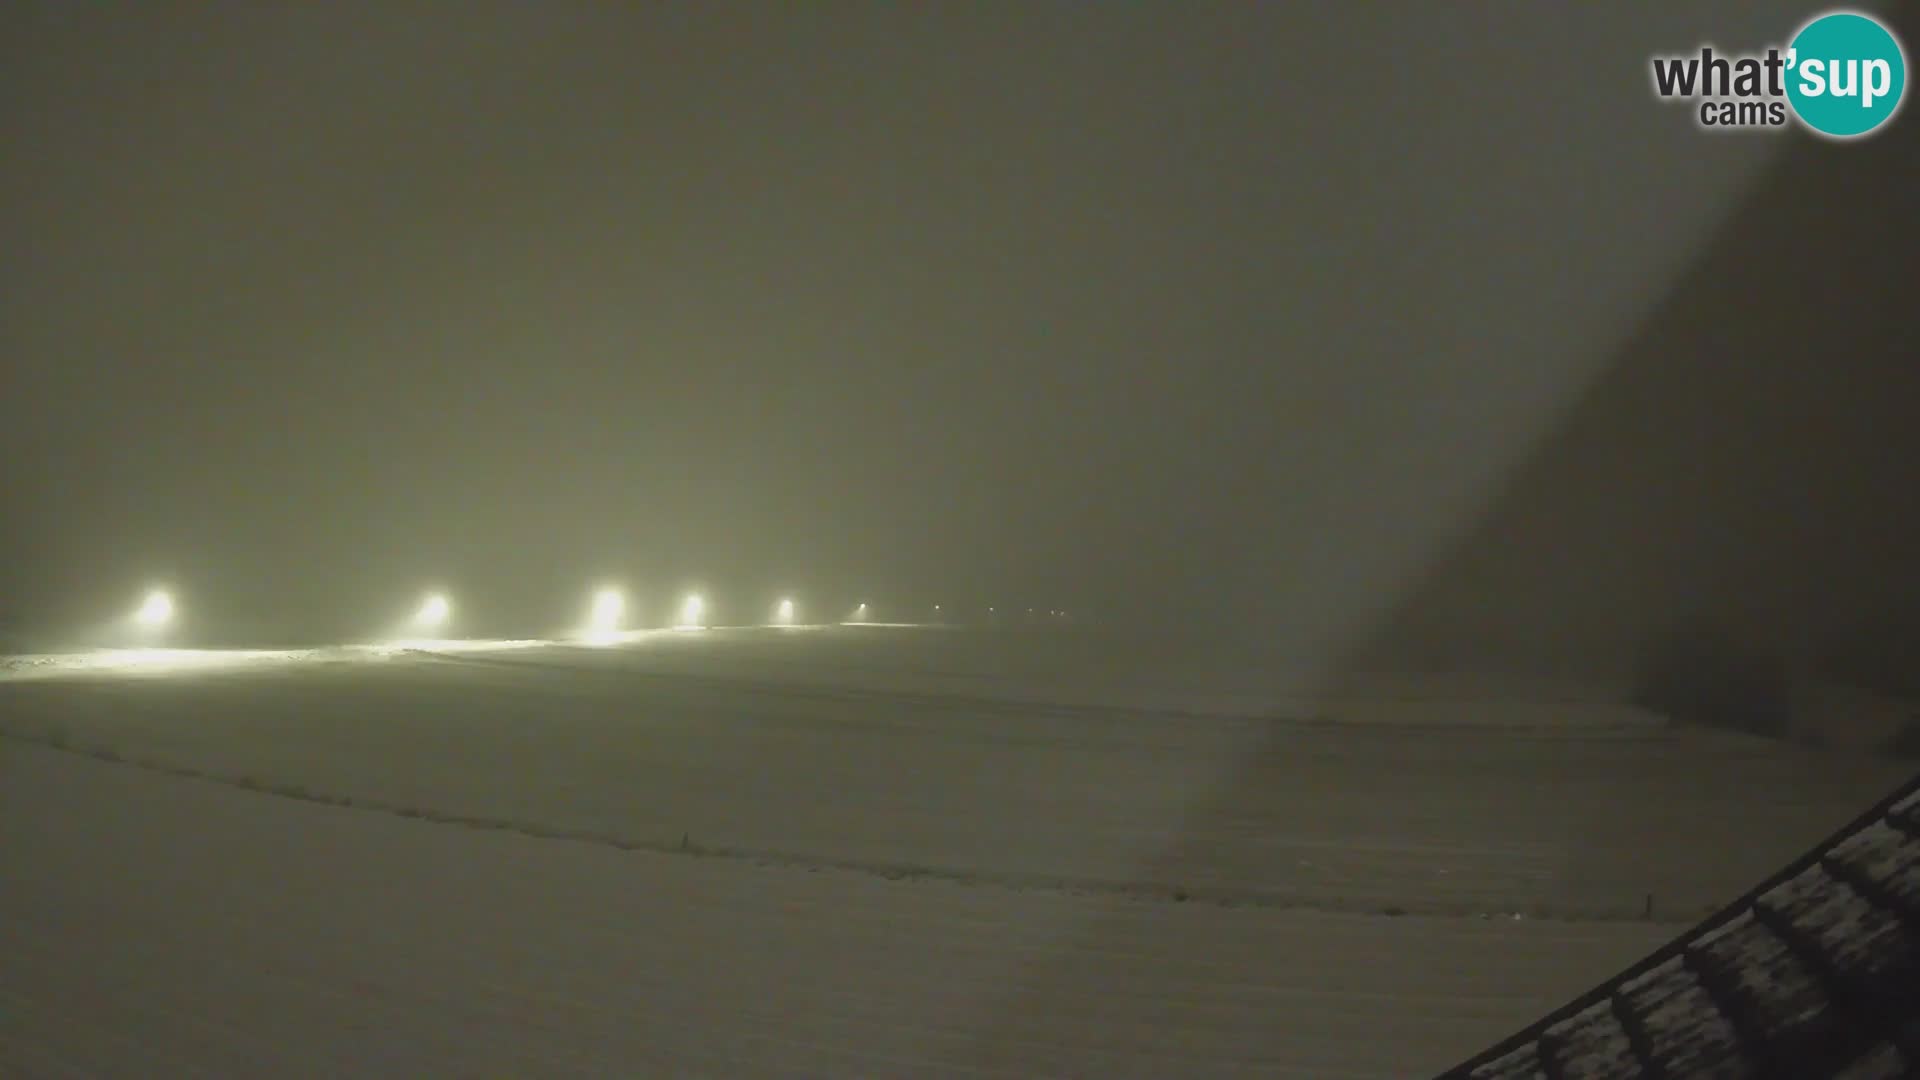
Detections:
[4, 3, 1913, 690]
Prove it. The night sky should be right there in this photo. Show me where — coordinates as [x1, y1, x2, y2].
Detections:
[3, 2, 1903, 661]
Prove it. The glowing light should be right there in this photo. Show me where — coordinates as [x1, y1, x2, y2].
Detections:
[576, 587, 626, 644]
[775, 597, 795, 624]
[133, 589, 174, 628]
[678, 593, 705, 628]
[413, 593, 451, 629]
[589, 588, 624, 629]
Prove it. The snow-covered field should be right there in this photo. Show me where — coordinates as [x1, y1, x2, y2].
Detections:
[2, 627, 1906, 1076]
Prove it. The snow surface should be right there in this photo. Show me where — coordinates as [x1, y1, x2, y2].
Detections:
[1, 626, 1903, 1076]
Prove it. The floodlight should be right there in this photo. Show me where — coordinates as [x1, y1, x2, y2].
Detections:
[414, 593, 450, 629]
[589, 587, 624, 630]
[133, 589, 174, 628]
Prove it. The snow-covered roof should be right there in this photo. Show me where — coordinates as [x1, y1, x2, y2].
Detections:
[1442, 774, 1920, 1078]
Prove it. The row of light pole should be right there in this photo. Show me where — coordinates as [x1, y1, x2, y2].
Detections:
[119, 587, 1067, 645]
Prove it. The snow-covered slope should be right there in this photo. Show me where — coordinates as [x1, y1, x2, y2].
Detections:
[3, 741, 1668, 1078]
[1, 628, 1903, 1075]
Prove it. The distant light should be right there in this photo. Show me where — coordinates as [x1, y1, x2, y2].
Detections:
[679, 593, 705, 627]
[414, 593, 451, 630]
[578, 587, 625, 643]
[934, 604, 941, 611]
[589, 588, 624, 629]
[775, 597, 795, 624]
[133, 589, 174, 628]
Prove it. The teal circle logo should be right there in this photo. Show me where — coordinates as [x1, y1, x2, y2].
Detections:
[1786, 11, 1907, 138]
